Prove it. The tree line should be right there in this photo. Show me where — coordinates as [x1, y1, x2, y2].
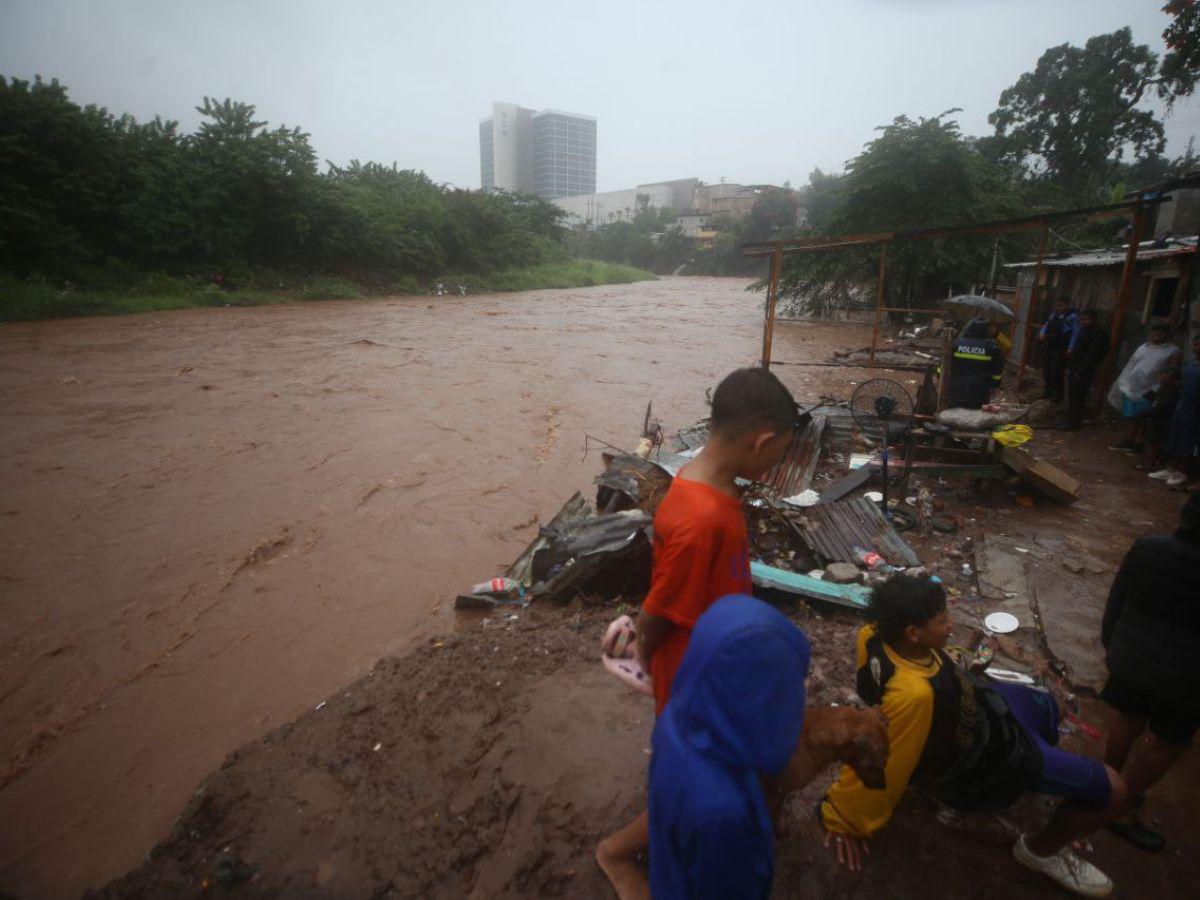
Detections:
[0, 80, 569, 296]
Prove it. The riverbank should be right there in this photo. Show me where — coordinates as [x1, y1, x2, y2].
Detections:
[89, 424, 1198, 900]
[0, 259, 656, 322]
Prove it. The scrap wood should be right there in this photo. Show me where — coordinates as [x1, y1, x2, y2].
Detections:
[818, 465, 873, 504]
[999, 446, 1080, 504]
[750, 561, 872, 611]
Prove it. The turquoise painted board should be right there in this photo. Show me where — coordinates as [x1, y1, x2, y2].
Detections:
[750, 560, 872, 611]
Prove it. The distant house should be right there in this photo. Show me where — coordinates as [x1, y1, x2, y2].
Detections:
[674, 214, 710, 237]
[1005, 185, 1200, 368]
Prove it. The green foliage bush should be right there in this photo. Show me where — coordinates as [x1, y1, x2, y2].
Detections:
[0, 77, 573, 314]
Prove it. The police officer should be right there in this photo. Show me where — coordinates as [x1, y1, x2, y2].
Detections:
[948, 318, 1004, 410]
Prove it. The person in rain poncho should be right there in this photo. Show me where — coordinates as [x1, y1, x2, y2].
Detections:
[648, 595, 809, 900]
[1108, 322, 1182, 454]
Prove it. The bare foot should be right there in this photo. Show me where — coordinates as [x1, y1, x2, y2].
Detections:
[595, 837, 651, 900]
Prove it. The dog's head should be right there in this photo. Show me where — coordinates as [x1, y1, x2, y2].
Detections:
[841, 707, 889, 790]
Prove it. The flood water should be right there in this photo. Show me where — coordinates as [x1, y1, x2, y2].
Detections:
[0, 277, 859, 897]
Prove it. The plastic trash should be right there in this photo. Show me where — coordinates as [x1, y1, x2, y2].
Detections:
[783, 489, 821, 507]
[853, 546, 900, 574]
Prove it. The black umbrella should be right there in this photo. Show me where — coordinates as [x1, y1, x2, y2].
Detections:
[943, 294, 1014, 318]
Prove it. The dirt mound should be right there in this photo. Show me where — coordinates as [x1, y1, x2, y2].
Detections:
[88, 592, 1200, 900]
[85, 601, 862, 899]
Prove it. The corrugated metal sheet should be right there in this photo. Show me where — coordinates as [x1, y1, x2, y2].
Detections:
[1006, 239, 1196, 269]
[801, 496, 920, 567]
[764, 414, 826, 496]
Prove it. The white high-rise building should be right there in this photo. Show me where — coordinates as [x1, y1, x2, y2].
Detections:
[479, 102, 595, 199]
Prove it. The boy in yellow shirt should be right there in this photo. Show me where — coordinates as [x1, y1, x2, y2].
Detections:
[821, 576, 1129, 898]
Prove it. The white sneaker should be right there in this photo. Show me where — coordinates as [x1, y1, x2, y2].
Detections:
[1166, 471, 1187, 487]
[1013, 834, 1113, 897]
[1148, 469, 1174, 480]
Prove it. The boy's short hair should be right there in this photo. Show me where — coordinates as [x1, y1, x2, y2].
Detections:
[710, 367, 799, 437]
[868, 575, 947, 644]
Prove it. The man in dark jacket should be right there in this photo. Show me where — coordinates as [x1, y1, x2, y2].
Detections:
[1059, 308, 1108, 430]
[648, 595, 809, 900]
[1039, 296, 1079, 403]
[947, 319, 1004, 410]
[1100, 491, 1200, 852]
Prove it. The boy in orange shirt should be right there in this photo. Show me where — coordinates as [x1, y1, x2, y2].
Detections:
[596, 367, 799, 899]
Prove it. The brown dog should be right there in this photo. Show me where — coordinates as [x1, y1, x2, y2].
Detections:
[766, 705, 889, 812]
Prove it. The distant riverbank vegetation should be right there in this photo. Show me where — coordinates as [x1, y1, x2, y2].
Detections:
[0, 77, 653, 321]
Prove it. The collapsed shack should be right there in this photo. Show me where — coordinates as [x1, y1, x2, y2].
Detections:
[459, 392, 1085, 620]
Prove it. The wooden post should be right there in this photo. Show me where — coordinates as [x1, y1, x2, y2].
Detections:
[869, 242, 889, 363]
[1016, 224, 1048, 392]
[1095, 204, 1148, 403]
[761, 247, 782, 368]
[936, 328, 953, 412]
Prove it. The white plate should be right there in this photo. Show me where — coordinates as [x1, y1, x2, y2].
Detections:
[984, 611, 1020, 634]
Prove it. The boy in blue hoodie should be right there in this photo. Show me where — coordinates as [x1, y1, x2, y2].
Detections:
[648, 595, 810, 899]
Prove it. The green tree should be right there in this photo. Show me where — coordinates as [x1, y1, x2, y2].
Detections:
[796, 168, 845, 233]
[780, 113, 1019, 314]
[988, 28, 1165, 202]
[1158, 1, 1200, 104]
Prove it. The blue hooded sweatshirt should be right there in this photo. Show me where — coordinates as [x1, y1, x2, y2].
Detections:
[648, 595, 810, 900]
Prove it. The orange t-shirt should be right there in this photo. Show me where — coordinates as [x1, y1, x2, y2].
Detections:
[642, 475, 752, 714]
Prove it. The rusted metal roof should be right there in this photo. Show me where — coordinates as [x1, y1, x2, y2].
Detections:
[801, 496, 920, 567]
[764, 414, 826, 496]
[1005, 237, 1196, 269]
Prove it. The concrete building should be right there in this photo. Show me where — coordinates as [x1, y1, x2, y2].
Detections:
[553, 178, 803, 230]
[532, 110, 597, 199]
[479, 103, 595, 198]
[479, 102, 534, 193]
[553, 178, 700, 227]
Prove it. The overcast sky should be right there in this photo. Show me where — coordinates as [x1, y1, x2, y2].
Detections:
[2, 0, 1197, 192]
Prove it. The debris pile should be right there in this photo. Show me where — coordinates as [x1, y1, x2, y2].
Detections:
[459, 393, 1083, 622]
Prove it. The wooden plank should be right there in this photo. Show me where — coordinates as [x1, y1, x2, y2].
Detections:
[884, 461, 1007, 479]
[817, 465, 874, 504]
[750, 561, 872, 611]
[1000, 446, 1081, 504]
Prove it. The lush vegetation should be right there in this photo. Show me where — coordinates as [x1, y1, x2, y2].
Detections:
[0, 78, 652, 321]
[0, 260, 654, 322]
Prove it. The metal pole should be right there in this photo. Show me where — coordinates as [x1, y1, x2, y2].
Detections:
[869, 242, 889, 363]
[1016, 224, 1048, 392]
[987, 237, 1000, 296]
[1095, 205, 1148, 403]
[761, 248, 782, 368]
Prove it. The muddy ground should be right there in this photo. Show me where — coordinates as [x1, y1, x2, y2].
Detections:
[90, 421, 1197, 900]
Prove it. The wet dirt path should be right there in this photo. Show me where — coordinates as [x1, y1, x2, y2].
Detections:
[0, 277, 864, 898]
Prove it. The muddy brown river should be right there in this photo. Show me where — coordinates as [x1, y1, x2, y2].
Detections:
[0, 277, 867, 897]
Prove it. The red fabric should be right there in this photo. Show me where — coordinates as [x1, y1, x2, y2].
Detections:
[642, 476, 751, 715]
